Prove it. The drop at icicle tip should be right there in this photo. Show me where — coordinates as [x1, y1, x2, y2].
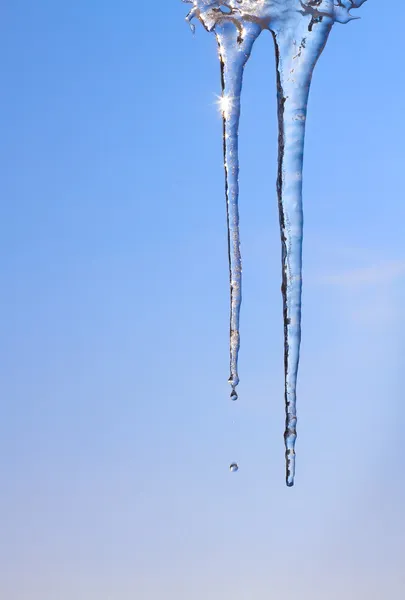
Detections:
[183, 0, 368, 486]
[230, 387, 238, 401]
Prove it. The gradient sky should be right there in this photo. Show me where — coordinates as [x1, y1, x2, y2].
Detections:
[1, 2, 405, 599]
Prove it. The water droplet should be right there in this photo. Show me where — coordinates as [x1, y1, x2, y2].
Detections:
[229, 463, 239, 473]
[230, 389, 238, 401]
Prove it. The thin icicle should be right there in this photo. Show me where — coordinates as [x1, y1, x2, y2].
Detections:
[216, 22, 261, 400]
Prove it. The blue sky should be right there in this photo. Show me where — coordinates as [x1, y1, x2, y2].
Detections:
[1, 2, 404, 599]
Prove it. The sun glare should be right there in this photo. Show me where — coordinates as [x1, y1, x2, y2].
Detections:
[216, 94, 234, 119]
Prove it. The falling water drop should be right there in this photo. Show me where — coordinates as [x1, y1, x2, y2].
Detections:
[184, 0, 368, 485]
[229, 463, 239, 473]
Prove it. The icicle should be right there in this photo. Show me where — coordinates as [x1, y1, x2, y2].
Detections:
[216, 21, 261, 400]
[271, 13, 334, 486]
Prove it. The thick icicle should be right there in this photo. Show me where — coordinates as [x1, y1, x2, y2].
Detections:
[271, 14, 333, 486]
[216, 22, 261, 400]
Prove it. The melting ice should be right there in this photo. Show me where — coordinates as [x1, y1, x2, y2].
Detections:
[183, 0, 367, 486]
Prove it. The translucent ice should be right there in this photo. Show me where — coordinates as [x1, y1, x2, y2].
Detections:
[183, 0, 367, 485]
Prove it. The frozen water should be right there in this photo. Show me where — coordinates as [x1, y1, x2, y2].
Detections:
[183, 0, 368, 485]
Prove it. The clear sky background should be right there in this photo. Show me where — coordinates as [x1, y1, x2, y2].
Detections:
[1, 2, 404, 599]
